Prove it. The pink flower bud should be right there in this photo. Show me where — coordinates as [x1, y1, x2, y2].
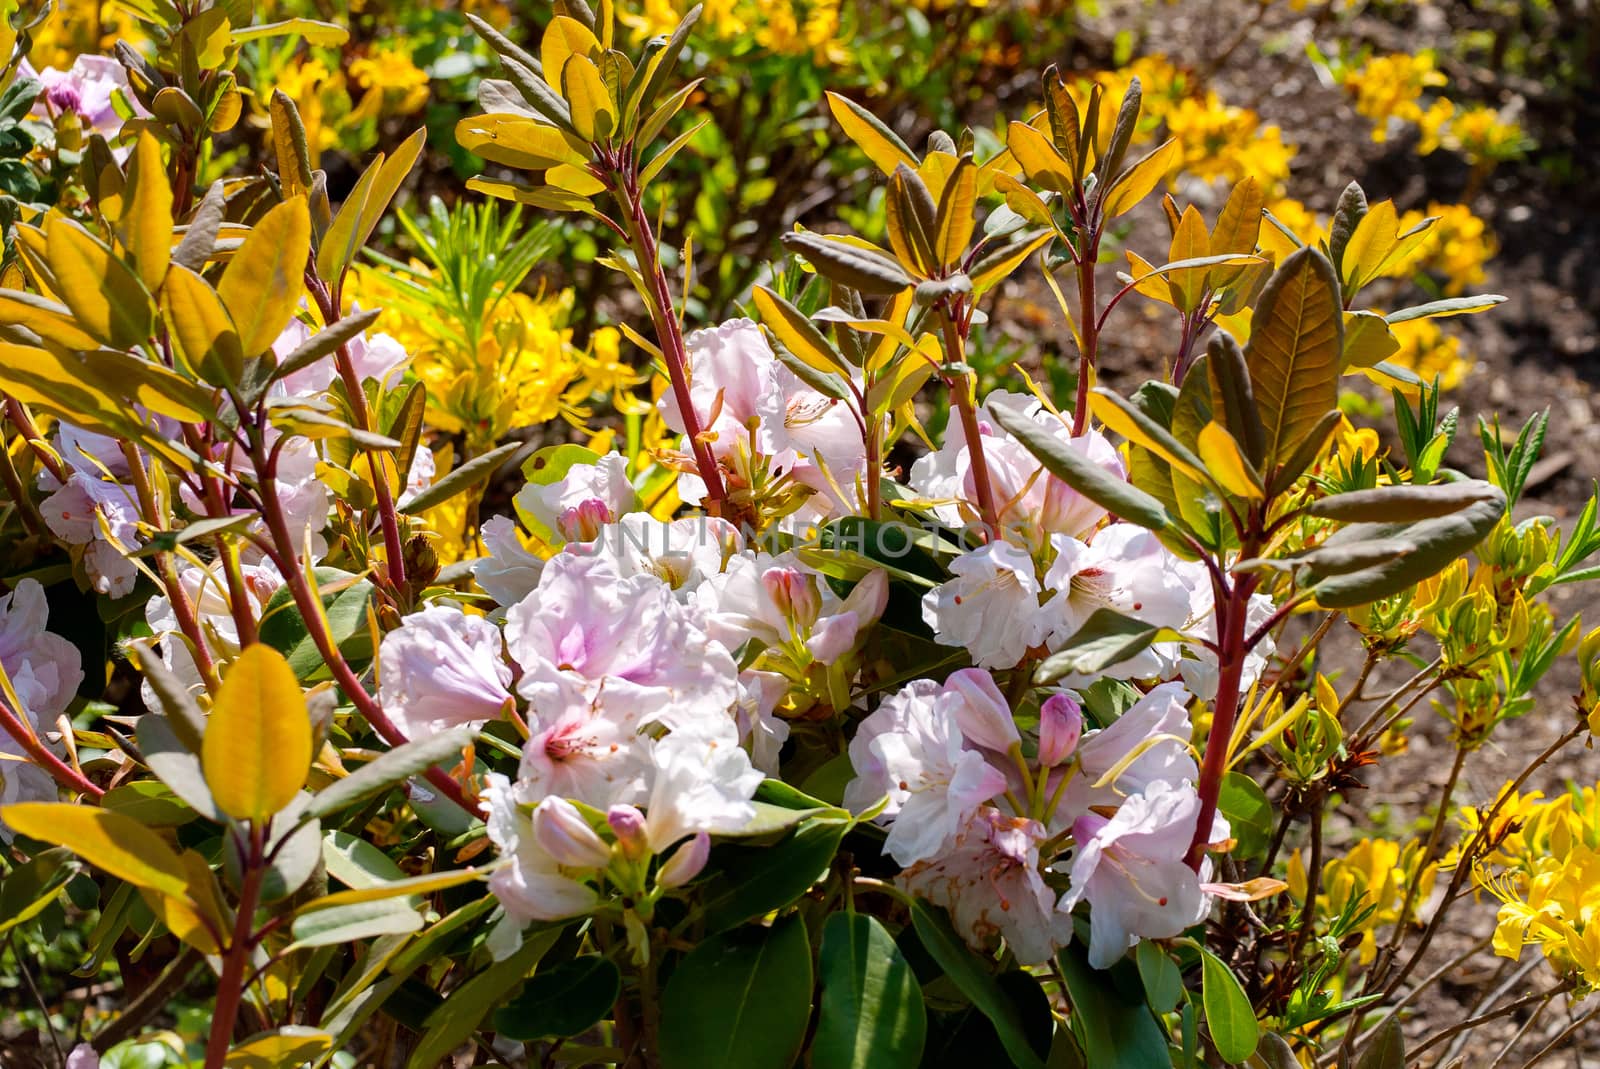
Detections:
[1038, 692, 1083, 767]
[762, 566, 821, 628]
[656, 831, 710, 888]
[944, 668, 1020, 753]
[607, 804, 650, 860]
[558, 498, 613, 543]
[532, 797, 611, 869]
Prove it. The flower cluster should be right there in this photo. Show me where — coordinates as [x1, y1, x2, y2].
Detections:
[0, 579, 83, 830]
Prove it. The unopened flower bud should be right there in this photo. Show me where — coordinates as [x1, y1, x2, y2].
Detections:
[558, 498, 613, 543]
[762, 566, 821, 629]
[607, 804, 650, 860]
[656, 831, 710, 888]
[532, 797, 611, 869]
[1038, 692, 1083, 767]
[945, 668, 1020, 753]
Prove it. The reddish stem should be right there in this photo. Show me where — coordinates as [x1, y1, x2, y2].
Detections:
[1186, 571, 1257, 871]
[1072, 225, 1102, 436]
[940, 309, 1001, 537]
[613, 178, 727, 513]
[0, 699, 103, 799]
[204, 824, 265, 1069]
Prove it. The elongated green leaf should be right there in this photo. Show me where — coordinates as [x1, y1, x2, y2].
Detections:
[990, 403, 1175, 533]
[826, 90, 918, 175]
[136, 713, 225, 822]
[782, 231, 913, 295]
[1308, 480, 1502, 522]
[1310, 491, 1505, 607]
[1245, 247, 1342, 468]
[754, 285, 848, 375]
[307, 728, 475, 819]
[403, 931, 559, 1069]
[701, 818, 848, 932]
[1354, 1018, 1406, 1069]
[1057, 942, 1173, 1069]
[492, 956, 621, 1041]
[162, 264, 243, 382]
[400, 441, 520, 514]
[660, 914, 813, 1069]
[911, 902, 1045, 1069]
[1205, 333, 1266, 467]
[46, 215, 154, 349]
[1135, 941, 1183, 1015]
[270, 309, 381, 386]
[1200, 948, 1258, 1062]
[1035, 607, 1173, 683]
[289, 898, 424, 949]
[1385, 294, 1507, 324]
[813, 912, 926, 1069]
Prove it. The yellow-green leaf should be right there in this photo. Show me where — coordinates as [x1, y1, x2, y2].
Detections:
[1342, 310, 1399, 369]
[1089, 389, 1208, 485]
[1209, 176, 1262, 290]
[0, 289, 102, 349]
[1197, 421, 1264, 499]
[1340, 198, 1398, 292]
[753, 286, 845, 375]
[1245, 247, 1343, 468]
[934, 156, 978, 269]
[542, 15, 601, 94]
[223, 1028, 334, 1069]
[455, 114, 584, 171]
[316, 129, 427, 286]
[1100, 138, 1179, 219]
[162, 265, 243, 382]
[45, 215, 154, 349]
[202, 644, 312, 823]
[826, 91, 917, 176]
[218, 196, 310, 357]
[561, 55, 614, 142]
[1006, 121, 1073, 195]
[122, 132, 173, 292]
[0, 803, 190, 898]
[1165, 205, 1211, 313]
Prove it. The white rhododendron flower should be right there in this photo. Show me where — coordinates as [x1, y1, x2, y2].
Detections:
[899, 806, 1073, 966]
[515, 454, 639, 542]
[482, 773, 601, 924]
[473, 515, 544, 607]
[922, 540, 1050, 669]
[378, 601, 514, 737]
[1061, 778, 1228, 969]
[843, 678, 1010, 866]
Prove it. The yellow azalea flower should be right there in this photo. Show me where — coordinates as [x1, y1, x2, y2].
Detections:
[1392, 203, 1497, 295]
[26, 0, 148, 70]
[349, 42, 431, 121]
[1386, 319, 1473, 394]
[1290, 837, 1438, 963]
[1342, 52, 1447, 142]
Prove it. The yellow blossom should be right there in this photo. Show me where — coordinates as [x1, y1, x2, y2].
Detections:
[1386, 318, 1473, 394]
[348, 42, 431, 122]
[1342, 52, 1447, 142]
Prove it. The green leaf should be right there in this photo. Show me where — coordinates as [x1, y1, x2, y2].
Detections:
[1245, 247, 1342, 469]
[267, 309, 382, 391]
[134, 714, 224, 823]
[911, 902, 1045, 1069]
[492, 955, 621, 1040]
[1309, 490, 1505, 607]
[782, 231, 914, 295]
[1308, 480, 1502, 522]
[990, 403, 1175, 534]
[1199, 948, 1258, 1062]
[288, 898, 423, 949]
[1135, 941, 1183, 1015]
[307, 728, 475, 819]
[202, 644, 311, 822]
[753, 285, 848, 376]
[660, 914, 813, 1069]
[229, 18, 349, 45]
[701, 818, 848, 932]
[1057, 942, 1173, 1069]
[825, 90, 918, 175]
[45, 215, 154, 349]
[259, 571, 375, 681]
[1034, 607, 1172, 684]
[1218, 772, 1272, 860]
[1385, 294, 1507, 324]
[1205, 333, 1266, 467]
[402, 930, 560, 1069]
[1353, 1017, 1406, 1069]
[0, 847, 78, 935]
[813, 912, 927, 1069]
